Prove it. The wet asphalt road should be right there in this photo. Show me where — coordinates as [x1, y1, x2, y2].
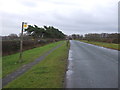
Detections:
[66, 40, 118, 88]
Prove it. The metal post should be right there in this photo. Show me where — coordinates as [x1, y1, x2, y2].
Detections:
[19, 22, 24, 63]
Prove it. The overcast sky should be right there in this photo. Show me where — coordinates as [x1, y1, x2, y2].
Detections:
[0, 0, 119, 36]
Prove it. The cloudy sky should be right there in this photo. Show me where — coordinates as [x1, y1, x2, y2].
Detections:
[0, 0, 119, 36]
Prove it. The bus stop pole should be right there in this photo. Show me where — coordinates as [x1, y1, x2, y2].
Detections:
[19, 22, 24, 63]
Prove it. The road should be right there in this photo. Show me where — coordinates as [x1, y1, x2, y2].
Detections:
[66, 40, 118, 88]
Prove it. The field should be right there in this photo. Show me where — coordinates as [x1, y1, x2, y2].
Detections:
[2, 41, 63, 78]
[79, 40, 119, 50]
[4, 41, 68, 88]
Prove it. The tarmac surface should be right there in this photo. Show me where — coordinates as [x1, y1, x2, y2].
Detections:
[66, 40, 118, 88]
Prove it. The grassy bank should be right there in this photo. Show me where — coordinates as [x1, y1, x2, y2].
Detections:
[5, 41, 68, 88]
[79, 40, 119, 50]
[3, 41, 63, 78]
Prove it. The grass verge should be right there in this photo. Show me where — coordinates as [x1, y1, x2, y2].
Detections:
[79, 40, 120, 50]
[2, 41, 63, 78]
[4, 41, 68, 88]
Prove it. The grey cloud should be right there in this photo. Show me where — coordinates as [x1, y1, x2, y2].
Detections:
[1, 0, 118, 36]
[41, 0, 77, 6]
[18, 0, 37, 7]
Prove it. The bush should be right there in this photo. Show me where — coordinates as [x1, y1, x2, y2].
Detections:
[2, 40, 20, 55]
[2, 40, 41, 56]
[2, 39, 62, 56]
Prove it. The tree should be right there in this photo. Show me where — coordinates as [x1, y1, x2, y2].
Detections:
[25, 25, 65, 39]
[8, 34, 18, 40]
[25, 25, 45, 39]
[43, 26, 65, 39]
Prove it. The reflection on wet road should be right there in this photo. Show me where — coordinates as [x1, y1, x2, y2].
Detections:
[66, 40, 118, 88]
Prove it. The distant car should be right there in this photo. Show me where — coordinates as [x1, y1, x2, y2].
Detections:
[69, 38, 72, 40]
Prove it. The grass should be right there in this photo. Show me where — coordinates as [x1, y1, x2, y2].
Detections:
[2, 41, 63, 78]
[0, 57, 2, 78]
[79, 40, 120, 50]
[4, 41, 68, 88]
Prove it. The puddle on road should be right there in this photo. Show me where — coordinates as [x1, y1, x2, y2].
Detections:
[65, 48, 74, 88]
[68, 60, 73, 69]
[66, 49, 74, 80]
[68, 50, 72, 60]
[66, 70, 73, 79]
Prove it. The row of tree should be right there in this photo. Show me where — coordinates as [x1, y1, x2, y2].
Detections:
[2, 25, 65, 41]
[25, 25, 65, 39]
[69, 33, 120, 44]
